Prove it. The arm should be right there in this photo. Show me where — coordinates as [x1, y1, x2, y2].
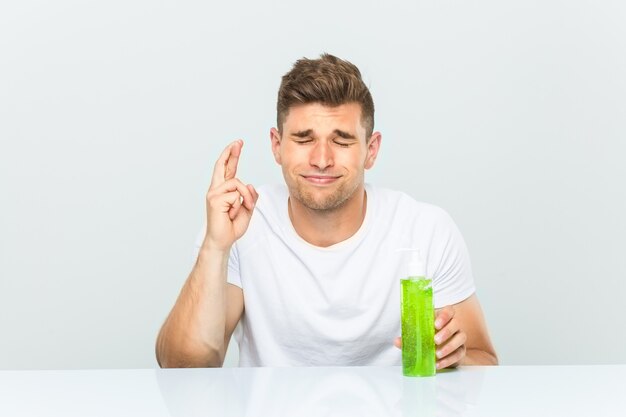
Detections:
[156, 140, 258, 368]
[155, 251, 244, 367]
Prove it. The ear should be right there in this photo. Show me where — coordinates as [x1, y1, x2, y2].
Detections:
[364, 131, 382, 170]
[270, 127, 282, 165]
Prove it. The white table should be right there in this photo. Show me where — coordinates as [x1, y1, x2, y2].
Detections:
[1, 365, 624, 416]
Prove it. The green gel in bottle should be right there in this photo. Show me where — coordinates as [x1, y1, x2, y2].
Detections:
[400, 248, 436, 377]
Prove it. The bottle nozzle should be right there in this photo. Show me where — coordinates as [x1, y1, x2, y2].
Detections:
[397, 247, 426, 279]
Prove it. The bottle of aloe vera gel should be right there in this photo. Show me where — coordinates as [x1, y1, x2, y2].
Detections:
[400, 248, 436, 377]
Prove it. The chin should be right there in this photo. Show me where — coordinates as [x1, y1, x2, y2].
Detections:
[294, 183, 359, 212]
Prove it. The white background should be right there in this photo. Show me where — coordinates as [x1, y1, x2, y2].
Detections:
[1, 0, 625, 369]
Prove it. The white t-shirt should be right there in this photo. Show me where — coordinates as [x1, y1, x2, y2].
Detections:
[194, 184, 475, 366]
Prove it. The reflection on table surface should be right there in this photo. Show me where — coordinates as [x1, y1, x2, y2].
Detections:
[156, 366, 484, 417]
[1, 365, 625, 417]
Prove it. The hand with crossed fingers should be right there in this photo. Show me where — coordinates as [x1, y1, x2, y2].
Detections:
[202, 140, 259, 252]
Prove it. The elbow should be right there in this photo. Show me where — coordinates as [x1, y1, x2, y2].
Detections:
[156, 349, 223, 368]
[156, 334, 224, 368]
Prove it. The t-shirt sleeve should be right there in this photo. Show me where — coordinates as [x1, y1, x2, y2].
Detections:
[227, 243, 242, 288]
[428, 210, 476, 308]
[191, 226, 242, 289]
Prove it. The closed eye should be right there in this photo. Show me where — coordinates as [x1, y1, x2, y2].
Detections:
[294, 138, 313, 144]
[333, 137, 357, 147]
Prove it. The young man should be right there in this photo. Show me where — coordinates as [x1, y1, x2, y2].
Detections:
[156, 54, 498, 368]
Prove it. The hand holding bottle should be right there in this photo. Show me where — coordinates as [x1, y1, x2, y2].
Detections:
[394, 306, 468, 370]
[432, 306, 467, 369]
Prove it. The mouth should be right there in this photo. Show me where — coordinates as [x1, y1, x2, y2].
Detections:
[300, 174, 342, 185]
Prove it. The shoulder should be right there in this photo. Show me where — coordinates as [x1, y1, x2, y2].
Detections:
[367, 184, 452, 223]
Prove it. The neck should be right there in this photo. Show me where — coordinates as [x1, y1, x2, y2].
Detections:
[288, 185, 367, 247]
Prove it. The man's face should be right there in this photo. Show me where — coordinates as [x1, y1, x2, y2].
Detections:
[270, 102, 381, 212]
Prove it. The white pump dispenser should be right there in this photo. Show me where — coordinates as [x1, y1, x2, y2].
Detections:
[398, 248, 426, 280]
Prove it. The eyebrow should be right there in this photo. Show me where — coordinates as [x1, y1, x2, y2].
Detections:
[334, 129, 356, 139]
[290, 129, 357, 139]
[291, 129, 313, 138]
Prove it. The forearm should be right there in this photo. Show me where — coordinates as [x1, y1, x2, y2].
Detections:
[461, 348, 499, 366]
[156, 247, 230, 368]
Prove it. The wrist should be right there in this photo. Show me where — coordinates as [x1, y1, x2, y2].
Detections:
[198, 245, 230, 258]
[197, 242, 232, 269]
[200, 236, 233, 254]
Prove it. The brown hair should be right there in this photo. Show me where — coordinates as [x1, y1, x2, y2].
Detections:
[276, 53, 375, 137]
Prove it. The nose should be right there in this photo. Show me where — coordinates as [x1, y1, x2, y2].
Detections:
[309, 140, 334, 171]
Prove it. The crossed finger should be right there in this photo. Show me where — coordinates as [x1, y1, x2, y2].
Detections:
[211, 140, 243, 188]
[211, 178, 256, 212]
